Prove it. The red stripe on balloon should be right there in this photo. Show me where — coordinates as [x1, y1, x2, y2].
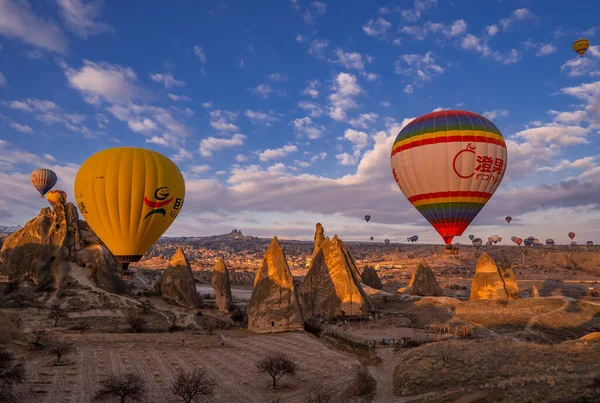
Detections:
[391, 135, 506, 157]
[408, 191, 492, 203]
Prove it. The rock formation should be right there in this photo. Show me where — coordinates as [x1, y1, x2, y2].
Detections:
[155, 247, 199, 308]
[299, 236, 373, 320]
[76, 245, 126, 294]
[0, 311, 26, 344]
[212, 257, 234, 312]
[311, 223, 325, 264]
[248, 237, 303, 333]
[398, 261, 443, 296]
[470, 252, 520, 301]
[0, 201, 82, 286]
[361, 265, 383, 290]
[529, 285, 540, 298]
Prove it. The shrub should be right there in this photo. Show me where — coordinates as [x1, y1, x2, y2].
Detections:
[352, 365, 377, 398]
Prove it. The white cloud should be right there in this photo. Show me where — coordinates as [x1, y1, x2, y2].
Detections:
[128, 118, 157, 134]
[235, 154, 249, 163]
[168, 93, 191, 102]
[394, 52, 444, 82]
[295, 33, 305, 42]
[449, 19, 467, 36]
[561, 48, 600, 77]
[0, 72, 6, 87]
[348, 113, 378, 129]
[301, 1, 327, 25]
[193, 45, 206, 63]
[96, 113, 109, 128]
[335, 150, 361, 166]
[328, 72, 362, 121]
[10, 122, 33, 133]
[398, 19, 467, 40]
[56, 0, 112, 38]
[380, 100, 391, 108]
[291, 117, 324, 139]
[308, 39, 329, 59]
[253, 84, 273, 99]
[190, 164, 211, 174]
[199, 133, 246, 157]
[0, 0, 68, 53]
[343, 129, 369, 149]
[332, 48, 371, 71]
[149, 73, 185, 89]
[404, 84, 413, 94]
[461, 34, 521, 64]
[499, 8, 536, 31]
[302, 80, 320, 98]
[202, 102, 214, 109]
[512, 124, 590, 147]
[268, 73, 287, 82]
[483, 109, 509, 120]
[486, 24, 498, 36]
[363, 18, 391, 37]
[259, 145, 298, 162]
[298, 101, 323, 117]
[209, 109, 239, 132]
[548, 109, 587, 125]
[24, 49, 43, 59]
[8, 98, 58, 112]
[245, 109, 280, 125]
[536, 157, 597, 172]
[63, 59, 142, 104]
[536, 43, 557, 56]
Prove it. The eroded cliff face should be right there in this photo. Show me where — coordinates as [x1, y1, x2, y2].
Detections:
[470, 252, 520, 301]
[212, 257, 234, 312]
[156, 247, 200, 308]
[399, 261, 443, 297]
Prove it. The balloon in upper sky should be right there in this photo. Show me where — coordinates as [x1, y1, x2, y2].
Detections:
[568, 232, 576, 240]
[391, 110, 507, 245]
[30, 168, 57, 198]
[74, 147, 185, 269]
[505, 216, 512, 223]
[364, 215, 371, 223]
[46, 189, 67, 207]
[572, 38, 590, 57]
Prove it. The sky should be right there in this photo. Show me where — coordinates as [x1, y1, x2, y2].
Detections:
[1, 0, 600, 245]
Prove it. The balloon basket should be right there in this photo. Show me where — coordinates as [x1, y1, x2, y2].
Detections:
[444, 245, 459, 254]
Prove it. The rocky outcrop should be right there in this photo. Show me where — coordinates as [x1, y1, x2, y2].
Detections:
[76, 245, 126, 294]
[212, 257, 234, 312]
[0, 311, 26, 344]
[79, 220, 100, 245]
[311, 223, 325, 264]
[299, 236, 372, 320]
[156, 247, 199, 308]
[470, 252, 520, 301]
[361, 265, 383, 290]
[398, 261, 443, 296]
[529, 285, 540, 298]
[0, 201, 82, 286]
[248, 237, 303, 333]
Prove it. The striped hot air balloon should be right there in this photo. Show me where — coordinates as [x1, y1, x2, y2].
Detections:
[573, 38, 590, 57]
[587, 241, 594, 246]
[30, 168, 57, 198]
[391, 110, 507, 245]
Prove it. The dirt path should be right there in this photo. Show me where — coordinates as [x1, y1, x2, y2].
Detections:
[370, 347, 402, 403]
[524, 296, 572, 332]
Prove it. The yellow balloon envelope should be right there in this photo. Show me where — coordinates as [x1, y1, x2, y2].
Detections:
[573, 38, 589, 57]
[74, 147, 185, 267]
[46, 189, 67, 207]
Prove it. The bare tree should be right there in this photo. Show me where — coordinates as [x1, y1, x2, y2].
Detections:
[0, 350, 25, 398]
[93, 374, 146, 403]
[139, 300, 153, 314]
[255, 353, 297, 389]
[48, 304, 67, 327]
[307, 381, 335, 403]
[352, 365, 377, 399]
[170, 368, 216, 403]
[11, 292, 31, 309]
[125, 314, 147, 333]
[32, 328, 48, 346]
[50, 342, 74, 364]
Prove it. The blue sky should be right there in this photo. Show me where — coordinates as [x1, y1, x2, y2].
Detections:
[1, 0, 600, 245]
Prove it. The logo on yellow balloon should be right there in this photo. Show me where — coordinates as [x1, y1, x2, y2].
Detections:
[143, 186, 177, 220]
[452, 143, 505, 183]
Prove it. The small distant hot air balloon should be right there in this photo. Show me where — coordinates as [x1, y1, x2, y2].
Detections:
[46, 189, 67, 207]
[364, 215, 371, 223]
[571, 241, 577, 246]
[568, 232, 576, 240]
[472, 238, 482, 249]
[505, 216, 512, 223]
[74, 147, 185, 270]
[485, 241, 492, 246]
[390, 110, 507, 245]
[546, 238, 555, 246]
[30, 168, 57, 198]
[586, 241, 593, 246]
[384, 239, 390, 245]
[406, 237, 411, 242]
[511, 236, 517, 243]
[411, 235, 419, 242]
[515, 237, 523, 246]
[469, 234, 475, 241]
[370, 236, 374, 241]
[573, 38, 590, 57]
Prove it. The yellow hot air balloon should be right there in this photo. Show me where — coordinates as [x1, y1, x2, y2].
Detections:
[46, 189, 67, 207]
[391, 110, 507, 245]
[74, 147, 185, 269]
[573, 38, 590, 57]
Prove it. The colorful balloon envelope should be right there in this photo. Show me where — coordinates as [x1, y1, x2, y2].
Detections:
[587, 241, 594, 246]
[573, 38, 590, 57]
[472, 238, 482, 248]
[46, 189, 67, 207]
[391, 110, 507, 245]
[510, 236, 517, 243]
[364, 215, 371, 222]
[505, 216, 512, 223]
[568, 232, 575, 240]
[515, 238, 523, 246]
[469, 234, 475, 241]
[31, 168, 57, 198]
[74, 147, 185, 268]
[546, 238, 554, 245]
